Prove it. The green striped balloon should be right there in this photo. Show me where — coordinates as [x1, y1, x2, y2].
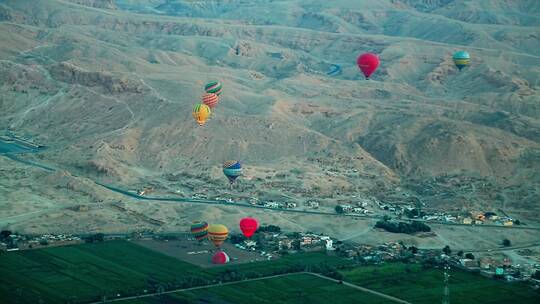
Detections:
[190, 222, 208, 241]
[204, 81, 223, 96]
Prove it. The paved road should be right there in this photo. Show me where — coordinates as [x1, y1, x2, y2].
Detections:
[0, 137, 43, 154]
[90, 272, 410, 304]
[467, 242, 540, 253]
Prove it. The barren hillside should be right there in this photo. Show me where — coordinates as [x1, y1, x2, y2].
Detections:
[0, 0, 538, 241]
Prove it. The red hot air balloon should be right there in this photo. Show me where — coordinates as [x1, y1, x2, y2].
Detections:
[212, 251, 230, 264]
[239, 217, 259, 238]
[356, 53, 380, 79]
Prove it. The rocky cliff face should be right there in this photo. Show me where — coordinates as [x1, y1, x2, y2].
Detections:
[47, 62, 143, 93]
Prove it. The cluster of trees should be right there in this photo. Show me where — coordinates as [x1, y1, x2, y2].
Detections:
[229, 234, 245, 244]
[83, 233, 104, 243]
[256, 225, 281, 233]
[214, 264, 306, 283]
[307, 263, 344, 280]
[0, 230, 12, 242]
[374, 220, 431, 234]
[1, 230, 16, 248]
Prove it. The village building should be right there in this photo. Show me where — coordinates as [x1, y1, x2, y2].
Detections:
[307, 201, 319, 209]
[244, 240, 257, 248]
[278, 239, 293, 250]
[339, 204, 353, 212]
[460, 258, 477, 268]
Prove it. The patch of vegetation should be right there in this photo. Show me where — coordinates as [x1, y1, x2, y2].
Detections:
[374, 220, 431, 234]
[119, 273, 395, 304]
[0, 241, 210, 303]
[341, 263, 540, 304]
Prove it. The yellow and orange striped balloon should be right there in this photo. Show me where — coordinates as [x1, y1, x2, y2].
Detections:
[207, 224, 229, 247]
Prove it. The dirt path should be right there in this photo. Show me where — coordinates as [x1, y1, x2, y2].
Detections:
[90, 272, 411, 304]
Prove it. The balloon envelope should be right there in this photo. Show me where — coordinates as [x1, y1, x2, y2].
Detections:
[356, 53, 380, 79]
[223, 160, 242, 184]
[192, 104, 211, 126]
[202, 93, 219, 108]
[205, 81, 223, 96]
[453, 51, 470, 70]
[208, 224, 229, 247]
[240, 217, 259, 238]
[212, 251, 230, 264]
[190, 222, 208, 241]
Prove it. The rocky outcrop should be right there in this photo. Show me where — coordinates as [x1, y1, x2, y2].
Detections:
[47, 62, 142, 93]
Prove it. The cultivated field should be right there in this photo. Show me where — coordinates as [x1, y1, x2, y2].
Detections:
[0, 241, 209, 304]
[1, 240, 538, 304]
[117, 273, 396, 304]
[0, 240, 352, 303]
[341, 263, 540, 304]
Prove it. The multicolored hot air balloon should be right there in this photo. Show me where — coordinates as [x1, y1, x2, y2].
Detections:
[202, 93, 219, 109]
[212, 251, 230, 264]
[190, 222, 208, 241]
[208, 224, 229, 247]
[205, 81, 223, 96]
[240, 217, 259, 239]
[223, 160, 242, 184]
[192, 104, 211, 126]
[357, 53, 380, 79]
[453, 51, 470, 71]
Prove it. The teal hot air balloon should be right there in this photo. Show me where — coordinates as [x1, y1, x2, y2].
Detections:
[205, 81, 223, 96]
[452, 51, 470, 71]
[222, 160, 242, 185]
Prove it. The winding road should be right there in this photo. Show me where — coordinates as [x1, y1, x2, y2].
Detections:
[2, 145, 540, 232]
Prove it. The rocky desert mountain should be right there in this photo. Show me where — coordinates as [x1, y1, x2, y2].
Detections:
[0, 0, 538, 247]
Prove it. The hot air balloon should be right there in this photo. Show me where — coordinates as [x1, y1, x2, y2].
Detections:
[356, 53, 380, 79]
[223, 160, 242, 185]
[212, 251, 230, 264]
[205, 81, 223, 96]
[190, 221, 208, 241]
[202, 93, 219, 109]
[453, 51, 470, 71]
[240, 217, 259, 238]
[207, 224, 229, 247]
[192, 104, 211, 126]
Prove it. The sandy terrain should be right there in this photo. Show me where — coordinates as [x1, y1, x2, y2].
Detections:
[0, 0, 538, 253]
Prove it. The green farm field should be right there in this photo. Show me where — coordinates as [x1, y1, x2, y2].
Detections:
[340, 263, 540, 304]
[1, 241, 538, 304]
[118, 273, 395, 304]
[0, 241, 210, 303]
[0, 241, 354, 303]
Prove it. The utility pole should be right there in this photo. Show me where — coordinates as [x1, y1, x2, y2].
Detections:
[442, 265, 450, 304]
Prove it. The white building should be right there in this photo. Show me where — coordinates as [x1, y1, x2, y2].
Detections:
[325, 239, 334, 251]
[244, 240, 257, 248]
